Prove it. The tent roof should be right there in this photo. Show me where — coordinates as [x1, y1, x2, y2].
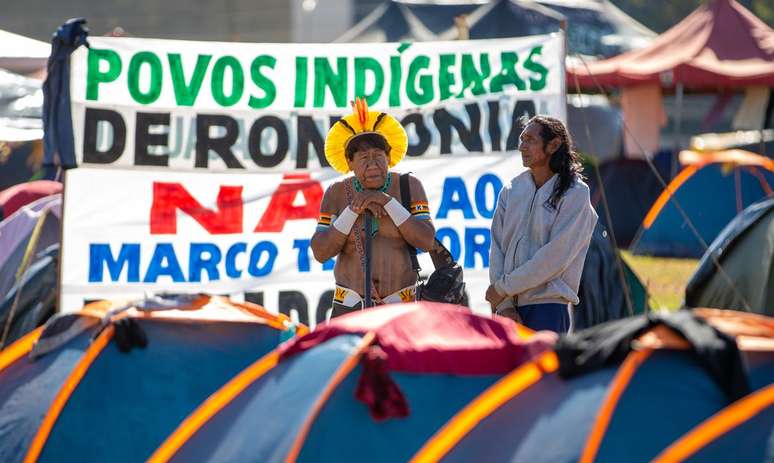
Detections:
[280, 302, 553, 375]
[568, 0, 774, 89]
[0, 29, 49, 74]
[336, 0, 562, 42]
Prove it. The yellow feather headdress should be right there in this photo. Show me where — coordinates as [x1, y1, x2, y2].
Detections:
[324, 97, 408, 174]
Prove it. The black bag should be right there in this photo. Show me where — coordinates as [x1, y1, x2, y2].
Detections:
[400, 174, 467, 305]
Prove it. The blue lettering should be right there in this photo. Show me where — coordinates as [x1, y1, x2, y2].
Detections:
[475, 174, 502, 219]
[144, 243, 185, 283]
[225, 242, 247, 278]
[248, 241, 278, 277]
[465, 227, 490, 268]
[189, 242, 222, 282]
[435, 227, 461, 262]
[323, 258, 335, 271]
[89, 243, 140, 282]
[437, 177, 474, 219]
[293, 239, 312, 272]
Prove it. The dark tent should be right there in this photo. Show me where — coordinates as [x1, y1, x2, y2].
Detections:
[433, 0, 564, 41]
[0, 194, 61, 303]
[537, 0, 655, 58]
[334, 1, 439, 43]
[336, 0, 562, 43]
[416, 309, 774, 462]
[632, 149, 774, 258]
[0, 296, 303, 463]
[338, 0, 653, 59]
[686, 197, 774, 315]
[583, 156, 669, 247]
[0, 244, 58, 348]
[575, 223, 649, 330]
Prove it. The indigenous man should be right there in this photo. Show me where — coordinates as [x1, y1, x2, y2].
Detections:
[311, 98, 435, 317]
[486, 115, 597, 333]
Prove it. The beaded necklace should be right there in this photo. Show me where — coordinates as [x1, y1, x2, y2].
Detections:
[353, 173, 392, 193]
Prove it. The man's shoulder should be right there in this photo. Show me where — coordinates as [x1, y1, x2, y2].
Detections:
[505, 171, 532, 190]
[567, 176, 591, 195]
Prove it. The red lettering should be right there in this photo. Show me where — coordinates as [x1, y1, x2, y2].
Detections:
[254, 173, 323, 232]
[150, 182, 243, 234]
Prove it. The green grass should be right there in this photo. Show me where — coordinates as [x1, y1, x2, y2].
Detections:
[621, 251, 700, 311]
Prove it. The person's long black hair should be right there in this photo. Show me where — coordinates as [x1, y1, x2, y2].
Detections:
[528, 115, 584, 209]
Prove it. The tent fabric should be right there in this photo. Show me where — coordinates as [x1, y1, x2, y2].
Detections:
[0, 181, 61, 220]
[158, 303, 540, 462]
[433, 0, 564, 41]
[0, 244, 59, 347]
[38, 319, 284, 462]
[168, 334, 364, 463]
[280, 303, 554, 375]
[42, 18, 88, 170]
[0, 203, 60, 304]
[0, 193, 60, 270]
[334, 1, 438, 43]
[337, 0, 652, 58]
[0, 29, 50, 75]
[567, 0, 774, 89]
[574, 223, 648, 331]
[0, 327, 94, 463]
[536, 0, 655, 58]
[632, 150, 774, 258]
[686, 198, 774, 315]
[0, 296, 298, 463]
[654, 384, 774, 462]
[415, 309, 774, 462]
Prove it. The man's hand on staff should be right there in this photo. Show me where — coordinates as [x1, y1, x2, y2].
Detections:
[351, 190, 390, 217]
[485, 284, 506, 311]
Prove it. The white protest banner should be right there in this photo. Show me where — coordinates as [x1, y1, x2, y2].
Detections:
[61, 156, 527, 326]
[69, 34, 564, 171]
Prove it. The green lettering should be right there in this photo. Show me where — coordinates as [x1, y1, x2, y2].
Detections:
[86, 48, 122, 101]
[128, 51, 163, 105]
[438, 54, 456, 101]
[389, 55, 402, 107]
[490, 52, 526, 93]
[406, 55, 433, 105]
[524, 46, 548, 91]
[294, 57, 308, 108]
[249, 55, 277, 109]
[354, 57, 384, 106]
[211, 56, 244, 107]
[313, 57, 348, 108]
[168, 53, 211, 106]
[459, 53, 491, 97]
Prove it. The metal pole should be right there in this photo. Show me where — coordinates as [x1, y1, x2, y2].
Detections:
[672, 82, 684, 179]
[363, 212, 373, 308]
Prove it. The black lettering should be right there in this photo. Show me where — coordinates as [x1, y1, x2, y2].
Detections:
[135, 112, 170, 166]
[247, 116, 288, 168]
[195, 114, 243, 169]
[83, 108, 126, 164]
[401, 113, 431, 157]
[487, 100, 502, 152]
[244, 291, 264, 306]
[433, 103, 483, 154]
[278, 290, 309, 325]
[316, 290, 334, 325]
[296, 116, 329, 169]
